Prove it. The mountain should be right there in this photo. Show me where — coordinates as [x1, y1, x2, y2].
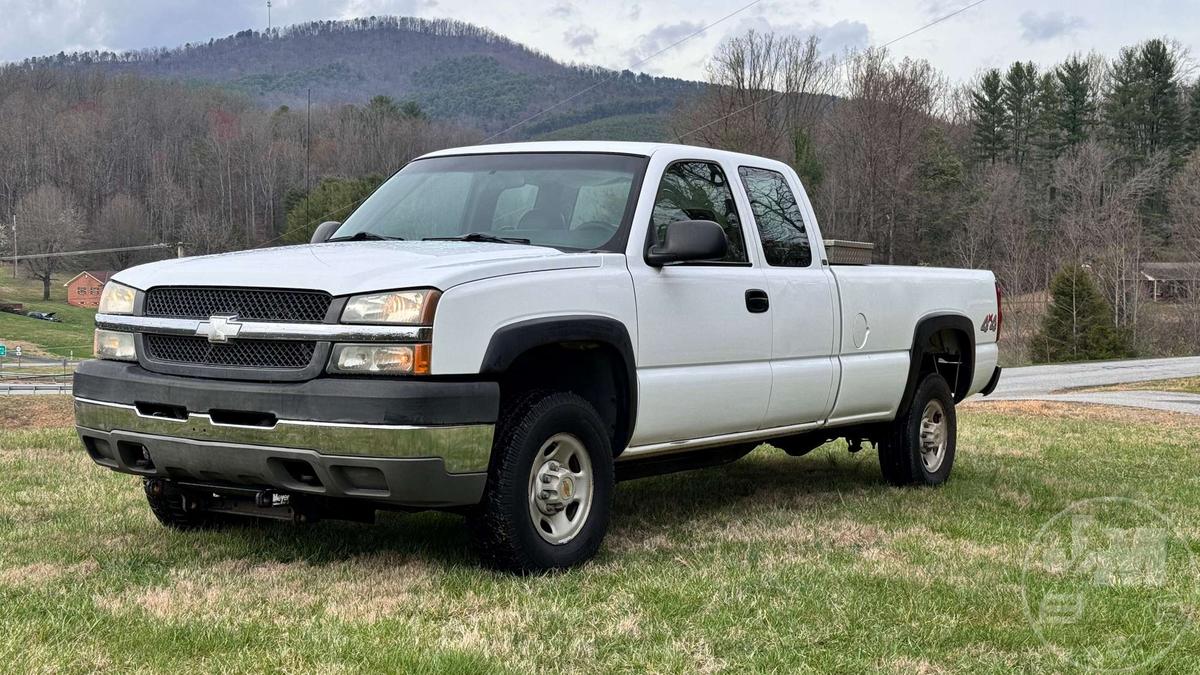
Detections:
[24, 16, 703, 139]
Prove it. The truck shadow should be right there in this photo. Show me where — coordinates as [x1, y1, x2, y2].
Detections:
[203, 447, 886, 568]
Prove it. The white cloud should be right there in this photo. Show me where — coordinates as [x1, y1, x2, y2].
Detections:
[1018, 10, 1087, 43]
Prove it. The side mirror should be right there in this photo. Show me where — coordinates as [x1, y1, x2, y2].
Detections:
[310, 221, 342, 244]
[646, 220, 728, 266]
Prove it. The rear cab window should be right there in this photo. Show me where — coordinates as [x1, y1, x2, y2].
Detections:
[738, 166, 813, 268]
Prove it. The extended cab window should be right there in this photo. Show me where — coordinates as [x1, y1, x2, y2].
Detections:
[738, 167, 812, 267]
[650, 161, 747, 263]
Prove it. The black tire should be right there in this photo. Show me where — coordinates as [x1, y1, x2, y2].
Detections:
[468, 391, 614, 573]
[143, 479, 225, 531]
[878, 373, 956, 486]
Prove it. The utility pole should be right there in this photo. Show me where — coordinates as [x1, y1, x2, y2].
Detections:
[10, 214, 15, 280]
[267, 0, 272, 31]
[305, 87, 312, 230]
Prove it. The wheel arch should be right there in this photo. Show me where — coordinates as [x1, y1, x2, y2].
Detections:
[480, 315, 637, 453]
[897, 313, 976, 415]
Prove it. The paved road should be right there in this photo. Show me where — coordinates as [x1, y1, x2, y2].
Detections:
[988, 356, 1200, 414]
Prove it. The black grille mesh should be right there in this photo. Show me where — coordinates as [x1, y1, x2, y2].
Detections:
[145, 287, 331, 323]
[144, 334, 316, 369]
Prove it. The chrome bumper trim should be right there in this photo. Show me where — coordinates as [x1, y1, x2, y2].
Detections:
[74, 397, 493, 473]
[94, 314, 432, 343]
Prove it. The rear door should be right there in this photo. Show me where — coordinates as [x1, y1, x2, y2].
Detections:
[627, 158, 772, 446]
[737, 165, 839, 426]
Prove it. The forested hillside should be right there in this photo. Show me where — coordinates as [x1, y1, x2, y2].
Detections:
[24, 16, 701, 136]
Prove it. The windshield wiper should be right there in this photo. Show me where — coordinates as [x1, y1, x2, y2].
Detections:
[424, 232, 531, 245]
[326, 231, 405, 242]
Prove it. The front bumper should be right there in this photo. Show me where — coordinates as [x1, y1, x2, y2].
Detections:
[73, 360, 499, 508]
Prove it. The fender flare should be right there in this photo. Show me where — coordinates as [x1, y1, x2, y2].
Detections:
[897, 314, 976, 415]
[480, 315, 637, 448]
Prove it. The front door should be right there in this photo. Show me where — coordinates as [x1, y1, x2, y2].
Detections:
[627, 159, 772, 446]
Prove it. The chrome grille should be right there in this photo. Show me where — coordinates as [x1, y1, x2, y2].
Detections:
[144, 334, 316, 369]
[144, 287, 331, 323]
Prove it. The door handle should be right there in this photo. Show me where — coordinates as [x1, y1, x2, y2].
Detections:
[745, 289, 769, 313]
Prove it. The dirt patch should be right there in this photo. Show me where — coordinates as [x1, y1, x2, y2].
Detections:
[0, 395, 74, 429]
[963, 399, 1200, 428]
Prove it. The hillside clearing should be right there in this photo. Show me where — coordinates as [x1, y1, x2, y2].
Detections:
[0, 400, 1196, 672]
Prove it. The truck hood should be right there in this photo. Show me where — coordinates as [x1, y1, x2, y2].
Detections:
[113, 241, 604, 296]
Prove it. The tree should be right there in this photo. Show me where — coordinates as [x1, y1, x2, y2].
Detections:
[1031, 265, 1135, 363]
[672, 30, 837, 161]
[1056, 56, 1096, 148]
[1185, 81, 1200, 151]
[282, 175, 384, 244]
[970, 69, 1008, 163]
[93, 194, 151, 269]
[15, 185, 84, 299]
[1002, 61, 1039, 169]
[1138, 39, 1185, 163]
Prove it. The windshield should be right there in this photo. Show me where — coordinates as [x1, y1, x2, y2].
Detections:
[333, 153, 648, 251]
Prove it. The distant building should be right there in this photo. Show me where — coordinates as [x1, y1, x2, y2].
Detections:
[64, 271, 114, 308]
[1139, 262, 1200, 302]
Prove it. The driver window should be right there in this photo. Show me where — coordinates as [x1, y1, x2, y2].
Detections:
[650, 161, 747, 263]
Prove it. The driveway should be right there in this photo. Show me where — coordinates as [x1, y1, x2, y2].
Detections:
[987, 356, 1200, 414]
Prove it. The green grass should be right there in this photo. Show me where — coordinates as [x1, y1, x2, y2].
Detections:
[0, 402, 1197, 672]
[1082, 376, 1200, 395]
[0, 269, 95, 358]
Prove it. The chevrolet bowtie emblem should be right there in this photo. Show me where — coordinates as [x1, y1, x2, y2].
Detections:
[196, 315, 242, 344]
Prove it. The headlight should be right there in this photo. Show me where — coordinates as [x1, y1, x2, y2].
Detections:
[328, 344, 431, 375]
[341, 289, 439, 325]
[94, 329, 136, 361]
[98, 282, 136, 315]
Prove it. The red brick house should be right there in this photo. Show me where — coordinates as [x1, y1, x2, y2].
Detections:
[64, 271, 114, 308]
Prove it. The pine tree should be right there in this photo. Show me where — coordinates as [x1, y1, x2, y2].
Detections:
[1104, 46, 1144, 162]
[1186, 81, 1200, 151]
[1003, 61, 1039, 169]
[970, 69, 1008, 164]
[1138, 39, 1185, 162]
[1056, 56, 1095, 148]
[1031, 266, 1136, 363]
[1032, 72, 1064, 167]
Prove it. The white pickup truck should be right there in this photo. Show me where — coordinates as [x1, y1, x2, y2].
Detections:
[75, 141, 1002, 572]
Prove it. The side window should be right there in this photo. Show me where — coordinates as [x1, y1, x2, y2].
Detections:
[492, 184, 538, 230]
[738, 167, 812, 267]
[650, 161, 747, 263]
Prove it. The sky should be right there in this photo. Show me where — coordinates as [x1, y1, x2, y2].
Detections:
[0, 0, 1196, 84]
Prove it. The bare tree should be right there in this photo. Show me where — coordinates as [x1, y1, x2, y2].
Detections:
[672, 31, 837, 161]
[16, 185, 84, 299]
[94, 194, 151, 269]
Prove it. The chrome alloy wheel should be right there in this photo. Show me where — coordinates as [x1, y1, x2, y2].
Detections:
[919, 399, 948, 472]
[528, 433, 594, 545]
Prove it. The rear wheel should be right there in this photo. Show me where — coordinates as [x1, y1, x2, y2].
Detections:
[878, 373, 956, 486]
[468, 391, 614, 573]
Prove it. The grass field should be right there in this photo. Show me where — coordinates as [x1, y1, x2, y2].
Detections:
[1081, 376, 1200, 395]
[0, 270, 95, 359]
[1, 398, 1197, 672]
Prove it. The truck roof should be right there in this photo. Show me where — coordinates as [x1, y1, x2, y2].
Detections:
[417, 140, 774, 164]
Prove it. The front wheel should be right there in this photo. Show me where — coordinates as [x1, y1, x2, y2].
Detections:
[878, 373, 956, 486]
[468, 391, 614, 573]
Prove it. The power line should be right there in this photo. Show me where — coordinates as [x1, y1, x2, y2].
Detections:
[674, 0, 990, 143]
[479, 0, 766, 144]
[0, 241, 176, 263]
